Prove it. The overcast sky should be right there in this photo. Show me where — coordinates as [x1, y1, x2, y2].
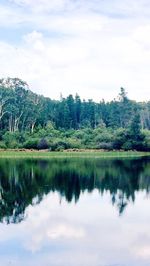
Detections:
[1, 0, 150, 101]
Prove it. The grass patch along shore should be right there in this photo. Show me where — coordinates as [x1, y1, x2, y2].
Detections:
[0, 149, 149, 158]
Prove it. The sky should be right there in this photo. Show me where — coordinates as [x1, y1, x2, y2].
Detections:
[1, 0, 150, 101]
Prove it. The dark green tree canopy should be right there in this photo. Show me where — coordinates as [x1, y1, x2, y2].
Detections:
[0, 78, 149, 151]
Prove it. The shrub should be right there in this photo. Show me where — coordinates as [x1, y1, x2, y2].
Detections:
[49, 139, 69, 151]
[142, 130, 150, 151]
[2, 132, 19, 148]
[23, 138, 39, 149]
[0, 141, 6, 149]
[122, 140, 133, 151]
[67, 138, 81, 149]
[37, 138, 49, 150]
[97, 142, 113, 150]
[112, 128, 126, 149]
[94, 131, 114, 144]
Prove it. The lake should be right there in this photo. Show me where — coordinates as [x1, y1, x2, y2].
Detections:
[0, 157, 150, 266]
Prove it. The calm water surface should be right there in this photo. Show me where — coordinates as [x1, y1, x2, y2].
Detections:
[0, 157, 150, 266]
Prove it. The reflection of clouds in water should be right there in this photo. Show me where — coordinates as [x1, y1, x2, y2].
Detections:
[22, 192, 85, 252]
[124, 194, 150, 263]
[47, 224, 84, 239]
[25, 223, 85, 252]
[134, 246, 150, 259]
[1, 191, 150, 265]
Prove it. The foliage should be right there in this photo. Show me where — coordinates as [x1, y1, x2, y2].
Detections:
[0, 78, 149, 151]
[37, 138, 49, 150]
[24, 138, 39, 149]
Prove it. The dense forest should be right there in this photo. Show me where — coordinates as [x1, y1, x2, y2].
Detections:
[0, 77, 150, 151]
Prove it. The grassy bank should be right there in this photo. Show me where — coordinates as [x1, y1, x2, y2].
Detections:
[0, 150, 149, 158]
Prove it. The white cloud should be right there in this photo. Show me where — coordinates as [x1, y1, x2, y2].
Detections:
[0, 1, 150, 101]
[134, 246, 150, 259]
[0, 4, 23, 27]
[9, 0, 150, 16]
[10, 0, 79, 13]
[133, 24, 150, 48]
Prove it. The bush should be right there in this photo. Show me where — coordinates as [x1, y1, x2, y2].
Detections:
[142, 130, 150, 151]
[73, 130, 86, 139]
[0, 141, 6, 149]
[97, 142, 113, 150]
[23, 138, 39, 149]
[94, 131, 114, 143]
[67, 138, 82, 149]
[56, 145, 65, 151]
[49, 139, 70, 151]
[122, 140, 133, 151]
[112, 128, 126, 149]
[37, 138, 49, 150]
[2, 132, 19, 148]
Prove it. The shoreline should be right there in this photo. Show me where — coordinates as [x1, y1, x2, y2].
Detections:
[0, 149, 149, 158]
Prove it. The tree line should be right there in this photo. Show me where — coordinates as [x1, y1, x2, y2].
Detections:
[0, 77, 150, 150]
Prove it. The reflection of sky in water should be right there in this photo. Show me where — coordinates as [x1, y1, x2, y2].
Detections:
[0, 190, 150, 266]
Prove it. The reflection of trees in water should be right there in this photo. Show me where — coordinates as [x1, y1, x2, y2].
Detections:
[0, 157, 150, 223]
